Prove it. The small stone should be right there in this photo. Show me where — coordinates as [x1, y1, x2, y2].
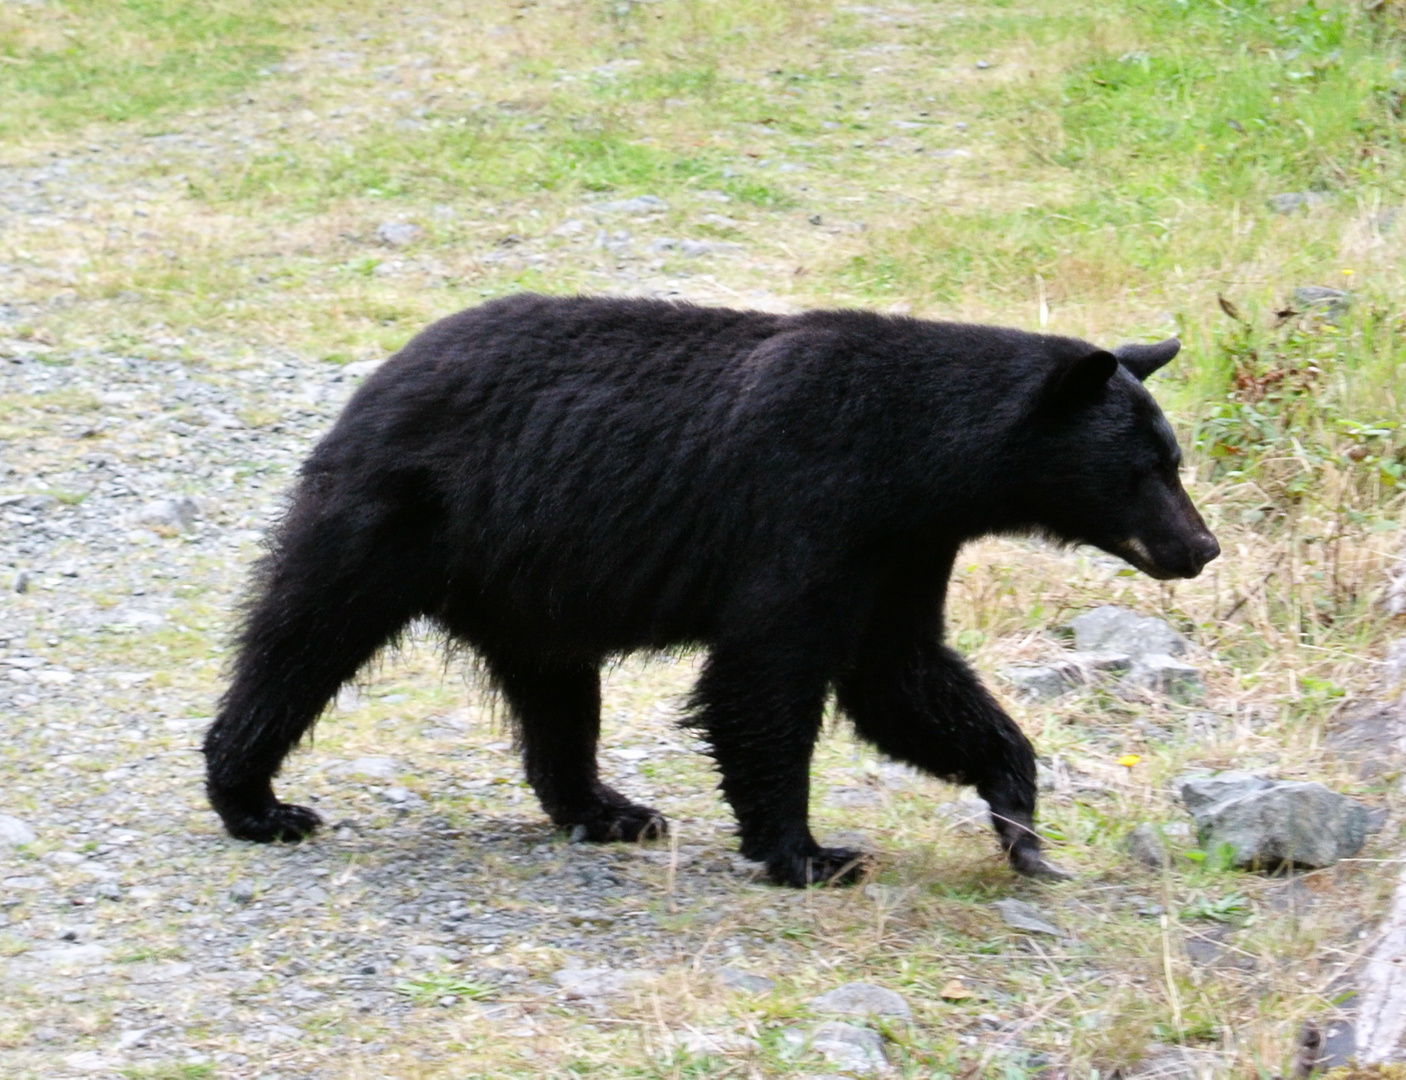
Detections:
[94, 882, 123, 902]
[718, 967, 775, 994]
[63, 1051, 114, 1073]
[807, 1021, 889, 1074]
[863, 883, 915, 906]
[135, 496, 200, 532]
[669, 1030, 759, 1056]
[375, 221, 422, 246]
[999, 664, 1076, 702]
[1293, 285, 1350, 310]
[936, 796, 990, 835]
[0, 814, 36, 846]
[552, 967, 655, 997]
[1125, 824, 1168, 869]
[25, 943, 110, 969]
[992, 898, 1061, 936]
[975, 59, 992, 69]
[342, 756, 399, 780]
[229, 879, 256, 904]
[1267, 191, 1328, 214]
[1068, 606, 1189, 657]
[1069, 650, 1134, 675]
[828, 785, 882, 808]
[1128, 1044, 1223, 1080]
[811, 981, 911, 1020]
[1123, 653, 1204, 703]
[592, 194, 669, 215]
[13, 569, 28, 593]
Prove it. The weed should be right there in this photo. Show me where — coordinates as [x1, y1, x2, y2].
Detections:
[394, 973, 497, 1006]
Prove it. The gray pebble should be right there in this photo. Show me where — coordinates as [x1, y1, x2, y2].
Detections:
[0, 814, 37, 846]
[992, 898, 1061, 936]
[591, 194, 668, 215]
[1123, 653, 1204, 703]
[376, 221, 422, 246]
[811, 981, 911, 1020]
[1125, 823, 1168, 869]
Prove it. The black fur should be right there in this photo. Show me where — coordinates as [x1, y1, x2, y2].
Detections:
[204, 294, 1218, 886]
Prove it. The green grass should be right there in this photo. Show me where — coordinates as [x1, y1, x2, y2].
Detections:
[0, 1, 339, 139]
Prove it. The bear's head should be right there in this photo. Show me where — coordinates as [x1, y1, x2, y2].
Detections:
[1020, 337, 1220, 580]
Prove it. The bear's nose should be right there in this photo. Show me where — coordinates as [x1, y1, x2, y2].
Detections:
[1191, 532, 1220, 570]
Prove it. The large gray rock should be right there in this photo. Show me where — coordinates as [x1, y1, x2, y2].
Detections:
[1177, 773, 1369, 869]
[1069, 606, 1188, 657]
[1123, 653, 1204, 703]
[1178, 772, 1270, 816]
[811, 981, 911, 1020]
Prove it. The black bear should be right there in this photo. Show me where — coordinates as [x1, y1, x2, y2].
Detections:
[204, 294, 1219, 887]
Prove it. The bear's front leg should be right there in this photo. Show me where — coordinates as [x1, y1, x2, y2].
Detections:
[836, 632, 1067, 880]
[690, 643, 867, 887]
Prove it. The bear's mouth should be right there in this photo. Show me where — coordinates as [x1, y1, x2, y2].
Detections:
[1112, 537, 1180, 581]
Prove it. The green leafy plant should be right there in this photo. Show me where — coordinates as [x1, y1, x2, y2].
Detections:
[394, 973, 496, 1006]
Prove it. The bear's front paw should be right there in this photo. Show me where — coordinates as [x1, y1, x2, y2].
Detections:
[564, 802, 668, 843]
[1008, 840, 1071, 880]
[223, 801, 323, 843]
[766, 846, 871, 888]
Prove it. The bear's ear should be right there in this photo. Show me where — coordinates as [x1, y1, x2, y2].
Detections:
[1114, 338, 1180, 381]
[1044, 348, 1118, 407]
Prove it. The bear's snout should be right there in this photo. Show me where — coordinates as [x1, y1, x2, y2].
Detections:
[1187, 530, 1221, 575]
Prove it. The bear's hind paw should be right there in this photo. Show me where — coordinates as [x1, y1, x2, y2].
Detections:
[767, 846, 871, 888]
[563, 802, 668, 843]
[223, 801, 323, 844]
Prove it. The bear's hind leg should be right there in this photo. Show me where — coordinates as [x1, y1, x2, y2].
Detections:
[836, 634, 1064, 879]
[488, 653, 665, 842]
[205, 503, 433, 843]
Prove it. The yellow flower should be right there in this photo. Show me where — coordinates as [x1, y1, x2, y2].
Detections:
[1342, 268, 1355, 276]
[1117, 754, 1142, 768]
